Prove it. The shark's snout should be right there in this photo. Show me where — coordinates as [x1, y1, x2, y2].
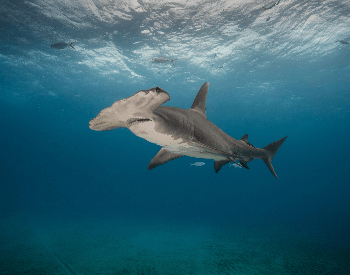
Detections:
[89, 114, 117, 131]
[89, 86, 170, 131]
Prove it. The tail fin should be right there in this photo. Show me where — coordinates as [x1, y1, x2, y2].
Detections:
[262, 135, 288, 179]
[171, 59, 177, 66]
[70, 41, 76, 49]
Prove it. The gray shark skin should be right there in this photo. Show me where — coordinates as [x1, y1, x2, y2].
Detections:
[89, 82, 288, 178]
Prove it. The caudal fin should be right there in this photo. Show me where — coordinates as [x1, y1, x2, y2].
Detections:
[262, 135, 288, 179]
[70, 41, 76, 49]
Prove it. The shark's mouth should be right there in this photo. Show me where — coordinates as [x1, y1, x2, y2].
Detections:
[127, 118, 152, 126]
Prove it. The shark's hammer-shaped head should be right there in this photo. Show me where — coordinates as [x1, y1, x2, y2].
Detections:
[89, 87, 170, 131]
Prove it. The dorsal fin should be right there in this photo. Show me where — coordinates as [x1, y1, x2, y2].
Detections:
[191, 82, 209, 118]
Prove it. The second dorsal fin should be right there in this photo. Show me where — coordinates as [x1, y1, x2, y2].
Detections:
[240, 134, 255, 148]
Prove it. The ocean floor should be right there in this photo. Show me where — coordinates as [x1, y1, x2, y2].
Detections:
[0, 215, 349, 275]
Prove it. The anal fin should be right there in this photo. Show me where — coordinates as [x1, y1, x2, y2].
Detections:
[148, 148, 183, 170]
[239, 160, 250, 169]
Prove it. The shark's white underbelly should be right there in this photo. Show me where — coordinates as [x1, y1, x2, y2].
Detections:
[132, 126, 187, 148]
[130, 123, 227, 161]
[164, 145, 227, 161]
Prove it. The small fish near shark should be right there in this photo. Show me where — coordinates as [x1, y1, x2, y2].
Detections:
[229, 163, 242, 168]
[262, 0, 281, 11]
[337, 39, 349, 45]
[89, 82, 288, 178]
[190, 162, 206, 167]
[50, 41, 76, 49]
[151, 57, 177, 66]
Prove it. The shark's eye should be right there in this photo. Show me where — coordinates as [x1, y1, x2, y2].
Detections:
[155, 87, 165, 93]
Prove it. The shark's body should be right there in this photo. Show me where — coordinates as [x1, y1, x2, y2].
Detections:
[89, 82, 287, 178]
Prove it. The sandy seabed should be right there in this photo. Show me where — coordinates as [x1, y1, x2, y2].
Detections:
[0, 215, 349, 275]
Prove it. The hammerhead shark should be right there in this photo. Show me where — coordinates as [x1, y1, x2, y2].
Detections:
[89, 82, 287, 178]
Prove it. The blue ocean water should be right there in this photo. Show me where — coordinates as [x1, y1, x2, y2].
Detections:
[1, 0, 350, 274]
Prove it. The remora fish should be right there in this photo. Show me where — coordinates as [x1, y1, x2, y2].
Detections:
[151, 57, 177, 66]
[50, 41, 76, 49]
[262, 0, 281, 10]
[190, 162, 206, 167]
[89, 82, 288, 178]
[337, 39, 349, 44]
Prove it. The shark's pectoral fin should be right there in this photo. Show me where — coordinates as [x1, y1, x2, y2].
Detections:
[148, 148, 183, 170]
[214, 160, 231, 173]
